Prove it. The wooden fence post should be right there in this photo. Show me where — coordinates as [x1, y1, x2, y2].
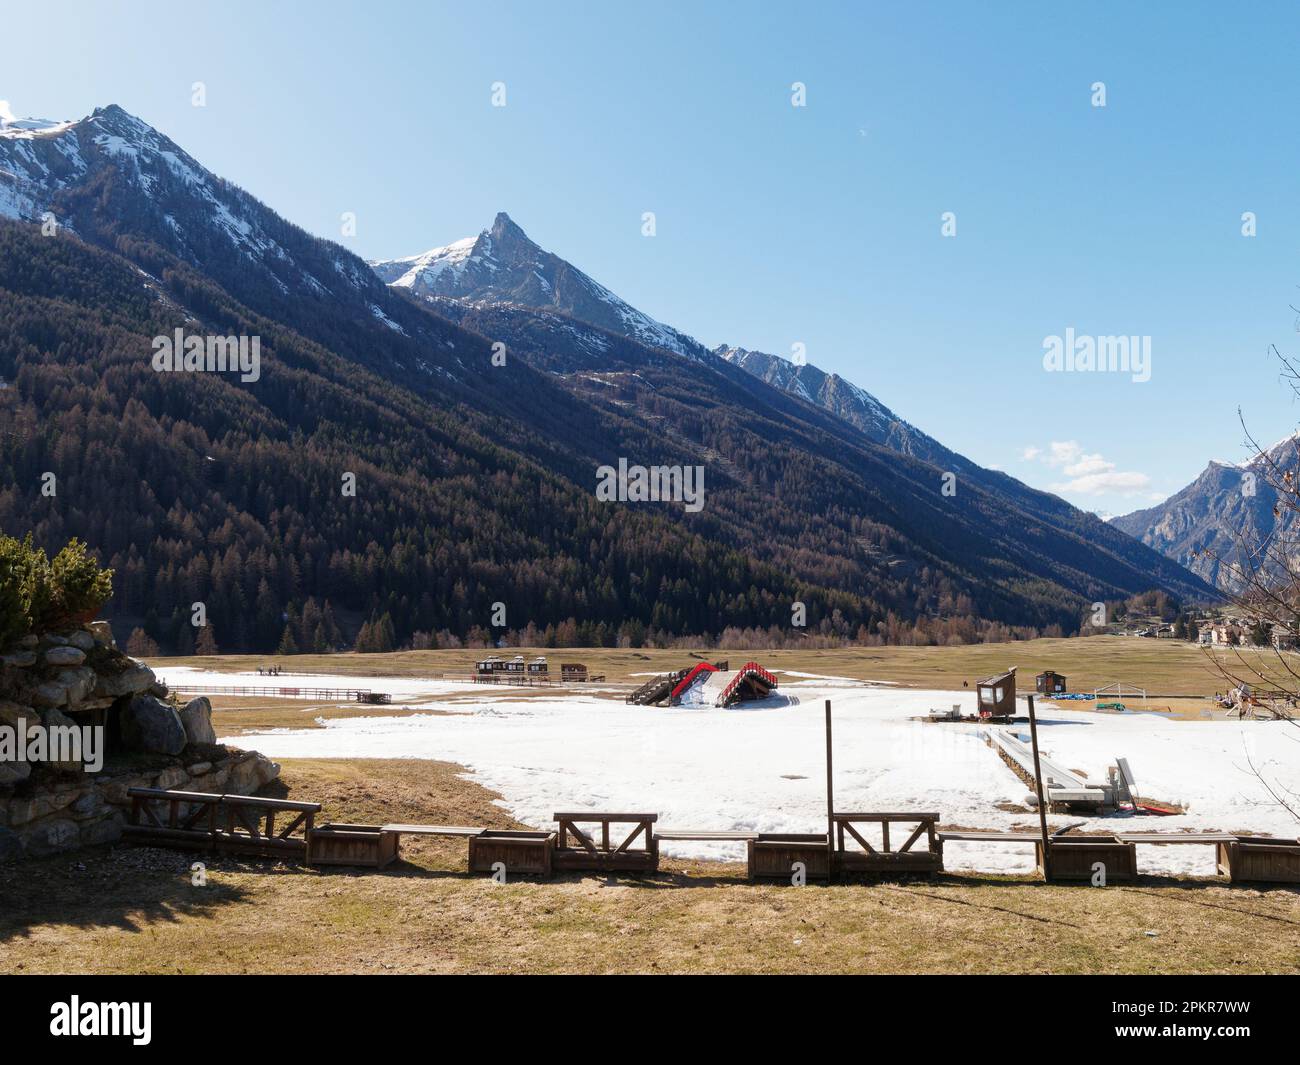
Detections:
[825, 699, 834, 883]
[1027, 694, 1051, 881]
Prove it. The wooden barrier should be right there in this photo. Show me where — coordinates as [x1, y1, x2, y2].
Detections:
[125, 787, 321, 861]
[124, 788, 223, 849]
[1036, 836, 1136, 882]
[553, 812, 659, 873]
[747, 834, 832, 881]
[468, 830, 556, 877]
[306, 824, 399, 868]
[167, 683, 390, 703]
[121, 783, 1300, 890]
[833, 812, 943, 876]
[1216, 838, 1300, 884]
[215, 794, 321, 859]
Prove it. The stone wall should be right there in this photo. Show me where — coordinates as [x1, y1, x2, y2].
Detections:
[0, 622, 280, 861]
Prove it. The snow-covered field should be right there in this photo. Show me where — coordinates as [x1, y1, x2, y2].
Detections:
[198, 669, 1300, 876]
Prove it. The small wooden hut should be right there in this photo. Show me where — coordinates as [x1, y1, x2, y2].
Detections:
[976, 668, 1017, 719]
[1035, 670, 1067, 694]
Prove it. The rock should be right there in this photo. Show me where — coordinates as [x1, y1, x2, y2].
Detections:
[0, 826, 23, 862]
[80, 816, 123, 846]
[1, 651, 37, 668]
[187, 761, 212, 776]
[121, 695, 186, 756]
[69, 790, 104, 818]
[100, 773, 155, 806]
[179, 697, 216, 746]
[21, 818, 80, 857]
[8, 789, 79, 826]
[148, 680, 169, 698]
[86, 621, 115, 648]
[56, 666, 96, 706]
[30, 682, 68, 708]
[40, 634, 69, 647]
[154, 766, 188, 790]
[43, 646, 86, 667]
[0, 700, 39, 729]
[226, 752, 280, 794]
[0, 761, 31, 785]
[93, 660, 156, 698]
[67, 631, 95, 652]
[17, 635, 38, 650]
[38, 708, 85, 772]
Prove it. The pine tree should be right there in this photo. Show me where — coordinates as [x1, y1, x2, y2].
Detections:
[277, 624, 299, 655]
[126, 627, 160, 656]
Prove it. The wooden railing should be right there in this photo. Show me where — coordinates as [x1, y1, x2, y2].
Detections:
[125, 787, 322, 859]
[717, 662, 779, 706]
[553, 811, 659, 872]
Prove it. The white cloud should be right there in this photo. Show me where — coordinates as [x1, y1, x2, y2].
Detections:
[0, 101, 14, 125]
[1024, 439, 1153, 497]
[1051, 470, 1151, 496]
[1020, 446, 1041, 461]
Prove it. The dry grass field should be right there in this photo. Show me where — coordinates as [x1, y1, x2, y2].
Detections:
[152, 635, 1291, 725]
[153, 634, 1248, 691]
[3, 757, 1298, 975]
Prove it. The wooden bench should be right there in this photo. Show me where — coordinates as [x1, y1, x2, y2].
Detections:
[553, 812, 659, 873]
[656, 830, 760, 842]
[834, 812, 943, 877]
[938, 830, 1042, 843]
[1115, 832, 1237, 844]
[381, 823, 484, 838]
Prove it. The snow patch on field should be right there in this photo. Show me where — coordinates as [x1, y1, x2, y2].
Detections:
[217, 675, 1300, 875]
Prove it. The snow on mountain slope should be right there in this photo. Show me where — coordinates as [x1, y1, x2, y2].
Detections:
[0, 104, 369, 298]
[713, 344, 951, 464]
[370, 212, 705, 359]
[0, 103, 486, 387]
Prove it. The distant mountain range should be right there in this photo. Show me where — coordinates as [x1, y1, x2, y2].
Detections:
[0, 104, 1215, 653]
[1113, 436, 1299, 591]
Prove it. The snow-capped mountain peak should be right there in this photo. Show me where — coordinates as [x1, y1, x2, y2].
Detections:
[0, 100, 74, 138]
[370, 213, 703, 359]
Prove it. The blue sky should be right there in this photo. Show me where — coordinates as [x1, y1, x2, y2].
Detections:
[7, 0, 1300, 515]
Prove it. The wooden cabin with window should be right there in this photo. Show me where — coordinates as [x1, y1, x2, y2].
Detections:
[527, 656, 549, 676]
[1035, 670, 1067, 694]
[475, 656, 502, 678]
[976, 668, 1017, 719]
[560, 663, 588, 682]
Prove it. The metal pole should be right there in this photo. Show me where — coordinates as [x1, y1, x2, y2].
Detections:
[1026, 694, 1051, 881]
[825, 699, 834, 883]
